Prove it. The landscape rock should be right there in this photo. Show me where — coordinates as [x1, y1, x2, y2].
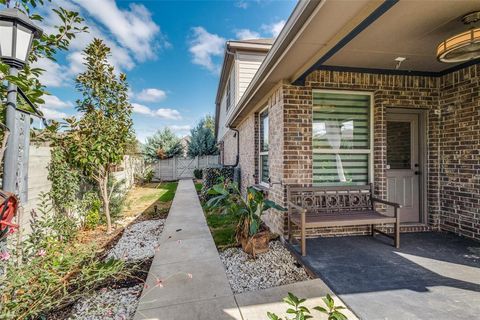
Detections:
[68, 285, 142, 320]
[106, 219, 165, 262]
[219, 240, 310, 294]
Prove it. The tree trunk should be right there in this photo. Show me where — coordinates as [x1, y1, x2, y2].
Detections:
[99, 172, 112, 233]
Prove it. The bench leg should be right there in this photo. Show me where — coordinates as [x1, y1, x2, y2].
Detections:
[395, 220, 400, 248]
[301, 209, 306, 256]
[371, 224, 375, 236]
[287, 214, 291, 242]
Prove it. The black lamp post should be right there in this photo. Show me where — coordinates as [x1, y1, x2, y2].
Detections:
[0, 6, 42, 200]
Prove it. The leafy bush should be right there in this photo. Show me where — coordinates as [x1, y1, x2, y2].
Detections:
[187, 115, 218, 157]
[205, 181, 285, 241]
[0, 195, 125, 319]
[201, 166, 234, 200]
[135, 167, 155, 185]
[143, 128, 184, 162]
[79, 191, 102, 230]
[47, 146, 81, 214]
[193, 168, 203, 180]
[267, 292, 348, 320]
[108, 178, 128, 221]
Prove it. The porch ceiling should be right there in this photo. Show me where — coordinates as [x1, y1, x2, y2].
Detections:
[324, 0, 480, 72]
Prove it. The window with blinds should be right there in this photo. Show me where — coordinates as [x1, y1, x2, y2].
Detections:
[259, 109, 269, 184]
[312, 91, 372, 186]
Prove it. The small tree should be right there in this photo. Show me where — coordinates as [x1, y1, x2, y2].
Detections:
[187, 115, 218, 157]
[143, 128, 183, 162]
[62, 38, 133, 233]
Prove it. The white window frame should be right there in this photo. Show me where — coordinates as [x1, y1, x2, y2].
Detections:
[258, 106, 269, 186]
[312, 89, 374, 186]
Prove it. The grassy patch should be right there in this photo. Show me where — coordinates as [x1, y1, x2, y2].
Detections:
[205, 211, 238, 248]
[158, 182, 178, 202]
[122, 182, 178, 220]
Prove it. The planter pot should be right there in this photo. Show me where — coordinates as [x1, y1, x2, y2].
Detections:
[241, 231, 271, 257]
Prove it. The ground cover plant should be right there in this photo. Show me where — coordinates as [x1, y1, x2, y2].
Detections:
[267, 292, 348, 320]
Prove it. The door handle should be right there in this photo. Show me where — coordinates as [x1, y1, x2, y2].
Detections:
[414, 171, 421, 175]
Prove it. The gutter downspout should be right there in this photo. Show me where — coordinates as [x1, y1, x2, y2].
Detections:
[225, 127, 239, 168]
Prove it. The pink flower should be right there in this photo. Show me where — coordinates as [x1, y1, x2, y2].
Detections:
[187, 273, 193, 279]
[155, 278, 164, 288]
[7, 227, 15, 235]
[0, 251, 10, 261]
[37, 249, 46, 257]
[100, 287, 108, 293]
[144, 283, 149, 289]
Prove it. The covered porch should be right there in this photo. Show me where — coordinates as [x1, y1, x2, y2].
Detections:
[288, 232, 480, 320]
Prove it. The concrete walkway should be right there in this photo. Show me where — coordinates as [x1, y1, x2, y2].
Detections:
[134, 180, 357, 320]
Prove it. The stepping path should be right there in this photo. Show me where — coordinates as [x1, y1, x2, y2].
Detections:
[134, 179, 357, 320]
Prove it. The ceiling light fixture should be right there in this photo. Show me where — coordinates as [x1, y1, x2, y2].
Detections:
[437, 11, 480, 63]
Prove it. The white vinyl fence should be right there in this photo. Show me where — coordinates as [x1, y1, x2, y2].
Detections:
[152, 155, 220, 181]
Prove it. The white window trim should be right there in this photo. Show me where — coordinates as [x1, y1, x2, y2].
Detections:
[258, 106, 269, 187]
[312, 89, 374, 185]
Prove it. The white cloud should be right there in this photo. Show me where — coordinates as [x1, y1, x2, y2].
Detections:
[188, 27, 225, 73]
[36, 0, 164, 88]
[261, 19, 286, 37]
[155, 108, 182, 120]
[132, 103, 181, 120]
[71, 0, 162, 61]
[235, 29, 260, 40]
[39, 107, 68, 120]
[34, 58, 71, 87]
[169, 125, 192, 136]
[235, 1, 249, 9]
[132, 103, 153, 115]
[136, 88, 167, 102]
[42, 95, 74, 109]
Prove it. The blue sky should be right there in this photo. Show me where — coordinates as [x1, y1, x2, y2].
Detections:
[35, 0, 296, 142]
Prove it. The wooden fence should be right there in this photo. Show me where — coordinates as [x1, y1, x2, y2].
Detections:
[152, 155, 220, 181]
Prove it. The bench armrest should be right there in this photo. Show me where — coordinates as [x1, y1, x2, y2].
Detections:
[372, 197, 401, 208]
[287, 201, 305, 213]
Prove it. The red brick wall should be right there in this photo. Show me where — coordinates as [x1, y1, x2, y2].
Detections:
[438, 64, 480, 240]
[222, 65, 480, 241]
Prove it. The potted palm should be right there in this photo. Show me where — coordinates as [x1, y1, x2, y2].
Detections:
[206, 180, 285, 256]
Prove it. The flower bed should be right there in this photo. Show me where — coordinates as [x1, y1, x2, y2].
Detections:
[219, 240, 311, 294]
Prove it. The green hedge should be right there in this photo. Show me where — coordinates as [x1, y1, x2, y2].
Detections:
[193, 168, 203, 179]
[201, 166, 234, 201]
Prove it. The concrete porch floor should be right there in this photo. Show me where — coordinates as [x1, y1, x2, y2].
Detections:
[292, 232, 480, 320]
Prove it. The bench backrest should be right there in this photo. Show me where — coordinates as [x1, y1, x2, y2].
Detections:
[287, 184, 374, 214]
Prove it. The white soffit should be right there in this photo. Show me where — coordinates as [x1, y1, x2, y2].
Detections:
[324, 0, 480, 72]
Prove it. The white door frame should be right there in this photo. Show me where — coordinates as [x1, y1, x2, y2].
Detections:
[386, 108, 428, 224]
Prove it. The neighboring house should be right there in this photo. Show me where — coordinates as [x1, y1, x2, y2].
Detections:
[180, 135, 191, 157]
[215, 0, 480, 241]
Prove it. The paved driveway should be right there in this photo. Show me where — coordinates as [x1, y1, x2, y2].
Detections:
[295, 232, 480, 320]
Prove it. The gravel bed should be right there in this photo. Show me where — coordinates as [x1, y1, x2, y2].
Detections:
[68, 285, 142, 320]
[219, 240, 310, 293]
[106, 219, 165, 262]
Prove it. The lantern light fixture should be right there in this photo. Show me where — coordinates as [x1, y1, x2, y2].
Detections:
[0, 8, 43, 68]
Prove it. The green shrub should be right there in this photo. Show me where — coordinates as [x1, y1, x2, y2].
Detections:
[201, 166, 234, 200]
[267, 292, 348, 320]
[79, 192, 102, 230]
[108, 178, 128, 221]
[0, 195, 125, 319]
[193, 168, 203, 179]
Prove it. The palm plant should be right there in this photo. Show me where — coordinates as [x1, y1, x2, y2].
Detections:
[206, 180, 285, 245]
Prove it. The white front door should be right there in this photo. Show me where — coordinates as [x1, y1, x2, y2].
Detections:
[386, 113, 421, 223]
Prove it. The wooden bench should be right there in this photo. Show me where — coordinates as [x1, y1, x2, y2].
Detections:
[287, 184, 401, 256]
